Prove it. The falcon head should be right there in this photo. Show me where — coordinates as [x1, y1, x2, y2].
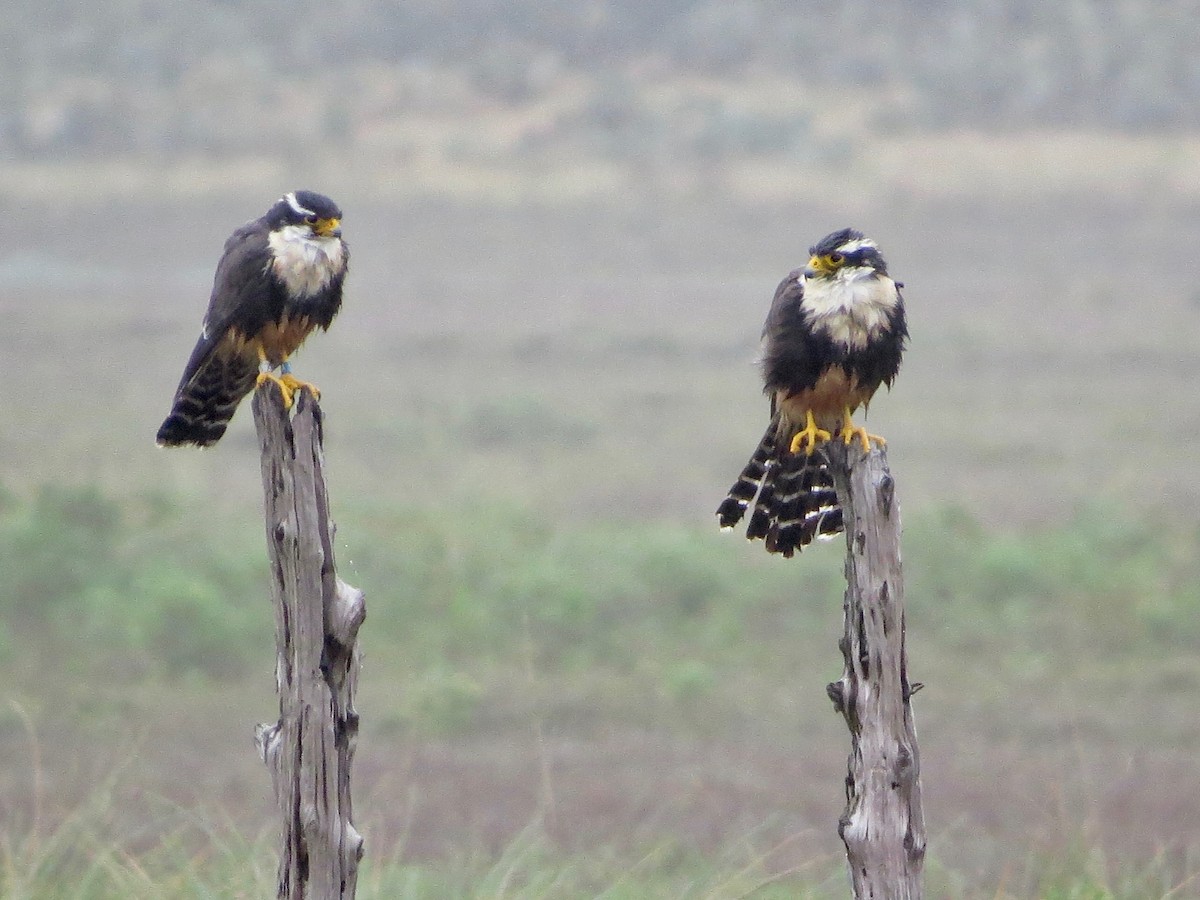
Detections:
[264, 190, 349, 300]
[266, 190, 343, 238]
[804, 228, 888, 280]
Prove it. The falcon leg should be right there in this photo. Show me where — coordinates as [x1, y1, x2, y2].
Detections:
[839, 405, 886, 453]
[788, 410, 832, 456]
[255, 346, 297, 408]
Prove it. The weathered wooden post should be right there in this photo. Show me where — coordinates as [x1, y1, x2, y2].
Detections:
[252, 384, 365, 900]
[824, 442, 925, 899]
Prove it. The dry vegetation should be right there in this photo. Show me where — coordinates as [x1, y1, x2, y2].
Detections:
[3, 185, 1199, 897]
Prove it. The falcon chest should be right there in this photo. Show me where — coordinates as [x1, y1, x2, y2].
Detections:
[267, 225, 346, 300]
[258, 226, 347, 364]
[800, 271, 897, 350]
[776, 270, 901, 423]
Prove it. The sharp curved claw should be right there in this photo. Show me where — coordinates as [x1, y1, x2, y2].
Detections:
[279, 373, 320, 401]
[839, 407, 886, 453]
[254, 346, 320, 409]
[256, 371, 296, 408]
[789, 410, 832, 456]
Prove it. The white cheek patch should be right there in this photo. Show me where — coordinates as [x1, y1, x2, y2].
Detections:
[267, 225, 345, 297]
[801, 271, 898, 349]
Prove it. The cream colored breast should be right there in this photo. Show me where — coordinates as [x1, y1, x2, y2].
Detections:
[267, 225, 346, 298]
[800, 271, 898, 349]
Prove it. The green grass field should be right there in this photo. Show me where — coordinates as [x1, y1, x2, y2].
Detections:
[2, 179, 1199, 897]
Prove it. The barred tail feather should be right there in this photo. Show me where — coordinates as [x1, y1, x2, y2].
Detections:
[717, 420, 845, 557]
[765, 459, 842, 557]
[716, 422, 775, 529]
[156, 354, 257, 447]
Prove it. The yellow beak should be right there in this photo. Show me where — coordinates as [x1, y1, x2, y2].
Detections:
[805, 254, 832, 276]
[315, 217, 342, 237]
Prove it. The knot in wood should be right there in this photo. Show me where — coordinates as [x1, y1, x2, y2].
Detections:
[837, 813, 852, 839]
[329, 578, 366, 645]
[344, 822, 365, 862]
[826, 680, 846, 713]
[876, 472, 895, 517]
[255, 721, 281, 764]
[904, 828, 927, 858]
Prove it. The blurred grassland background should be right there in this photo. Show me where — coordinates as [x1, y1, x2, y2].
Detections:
[2, 2, 1200, 897]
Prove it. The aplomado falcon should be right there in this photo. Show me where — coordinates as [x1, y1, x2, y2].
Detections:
[156, 190, 349, 447]
[716, 228, 908, 557]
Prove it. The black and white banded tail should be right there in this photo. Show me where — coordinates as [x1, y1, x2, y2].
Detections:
[716, 418, 844, 557]
[156, 353, 258, 448]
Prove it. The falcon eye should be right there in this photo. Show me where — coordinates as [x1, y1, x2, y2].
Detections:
[304, 215, 317, 225]
[828, 252, 844, 264]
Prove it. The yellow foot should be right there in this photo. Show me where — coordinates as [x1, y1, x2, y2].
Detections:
[788, 410, 832, 456]
[256, 372, 321, 409]
[256, 371, 296, 408]
[254, 345, 320, 409]
[839, 407, 886, 453]
[279, 373, 320, 402]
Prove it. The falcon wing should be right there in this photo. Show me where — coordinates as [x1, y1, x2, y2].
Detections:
[763, 268, 804, 329]
[170, 220, 274, 397]
[759, 268, 819, 416]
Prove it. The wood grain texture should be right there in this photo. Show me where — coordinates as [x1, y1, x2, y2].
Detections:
[252, 384, 365, 900]
[825, 442, 926, 899]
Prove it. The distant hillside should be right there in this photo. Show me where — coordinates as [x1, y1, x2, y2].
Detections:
[4, 0, 1196, 161]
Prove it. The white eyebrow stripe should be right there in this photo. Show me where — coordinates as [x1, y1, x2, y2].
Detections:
[284, 191, 315, 217]
[836, 238, 877, 254]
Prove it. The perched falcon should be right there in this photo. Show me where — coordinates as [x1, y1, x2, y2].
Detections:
[156, 191, 349, 447]
[716, 228, 907, 557]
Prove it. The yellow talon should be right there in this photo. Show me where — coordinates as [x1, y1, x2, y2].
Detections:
[839, 406, 886, 453]
[256, 371, 296, 409]
[254, 346, 320, 410]
[279, 373, 320, 401]
[789, 410, 832, 456]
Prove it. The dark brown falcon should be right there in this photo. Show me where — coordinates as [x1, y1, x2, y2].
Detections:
[156, 191, 349, 447]
[716, 228, 907, 557]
